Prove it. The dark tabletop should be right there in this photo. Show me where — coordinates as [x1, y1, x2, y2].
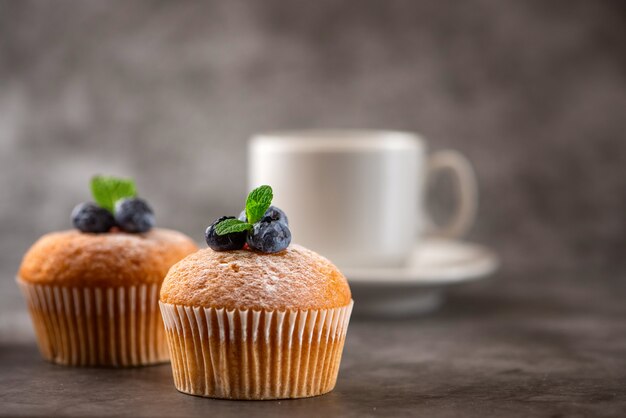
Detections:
[1, 270, 625, 418]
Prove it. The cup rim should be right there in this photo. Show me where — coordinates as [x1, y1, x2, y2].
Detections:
[250, 129, 425, 152]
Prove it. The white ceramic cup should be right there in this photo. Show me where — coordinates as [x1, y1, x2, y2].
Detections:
[249, 130, 478, 269]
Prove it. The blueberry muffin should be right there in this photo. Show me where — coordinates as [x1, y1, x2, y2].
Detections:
[159, 185, 353, 399]
[17, 176, 198, 367]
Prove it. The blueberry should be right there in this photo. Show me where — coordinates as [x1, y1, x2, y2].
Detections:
[238, 206, 289, 225]
[246, 216, 291, 253]
[205, 216, 247, 251]
[71, 202, 116, 233]
[114, 198, 155, 233]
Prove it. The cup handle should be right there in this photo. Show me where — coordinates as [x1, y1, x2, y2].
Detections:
[425, 150, 478, 239]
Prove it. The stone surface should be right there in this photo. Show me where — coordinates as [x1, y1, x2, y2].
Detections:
[2, 272, 625, 417]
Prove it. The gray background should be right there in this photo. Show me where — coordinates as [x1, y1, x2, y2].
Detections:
[1, 0, 625, 339]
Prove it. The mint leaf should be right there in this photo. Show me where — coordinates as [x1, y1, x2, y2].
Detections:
[215, 218, 253, 236]
[90, 175, 137, 213]
[245, 185, 273, 224]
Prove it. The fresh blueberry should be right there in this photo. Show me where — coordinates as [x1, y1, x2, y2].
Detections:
[114, 198, 155, 233]
[71, 202, 116, 233]
[238, 205, 289, 225]
[246, 216, 291, 253]
[205, 216, 247, 251]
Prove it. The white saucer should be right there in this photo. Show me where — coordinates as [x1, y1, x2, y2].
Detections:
[343, 239, 499, 316]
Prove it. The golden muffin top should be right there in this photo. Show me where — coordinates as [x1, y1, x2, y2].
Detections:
[18, 228, 198, 287]
[160, 244, 352, 310]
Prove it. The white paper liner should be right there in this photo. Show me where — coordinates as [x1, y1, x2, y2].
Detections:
[17, 279, 168, 367]
[159, 300, 354, 400]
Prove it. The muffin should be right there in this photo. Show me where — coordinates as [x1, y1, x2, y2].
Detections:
[16, 176, 198, 367]
[159, 185, 353, 399]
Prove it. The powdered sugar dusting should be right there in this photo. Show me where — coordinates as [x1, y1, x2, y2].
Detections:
[160, 244, 352, 310]
[19, 228, 198, 286]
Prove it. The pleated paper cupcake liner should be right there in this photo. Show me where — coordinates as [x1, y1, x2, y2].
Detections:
[17, 279, 168, 367]
[160, 300, 354, 400]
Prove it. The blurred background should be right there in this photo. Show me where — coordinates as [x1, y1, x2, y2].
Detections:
[1, 1, 625, 336]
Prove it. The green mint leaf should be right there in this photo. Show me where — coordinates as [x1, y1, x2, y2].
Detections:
[215, 218, 252, 236]
[245, 185, 273, 224]
[90, 175, 137, 212]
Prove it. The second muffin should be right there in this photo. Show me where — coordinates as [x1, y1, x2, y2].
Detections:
[17, 176, 198, 367]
